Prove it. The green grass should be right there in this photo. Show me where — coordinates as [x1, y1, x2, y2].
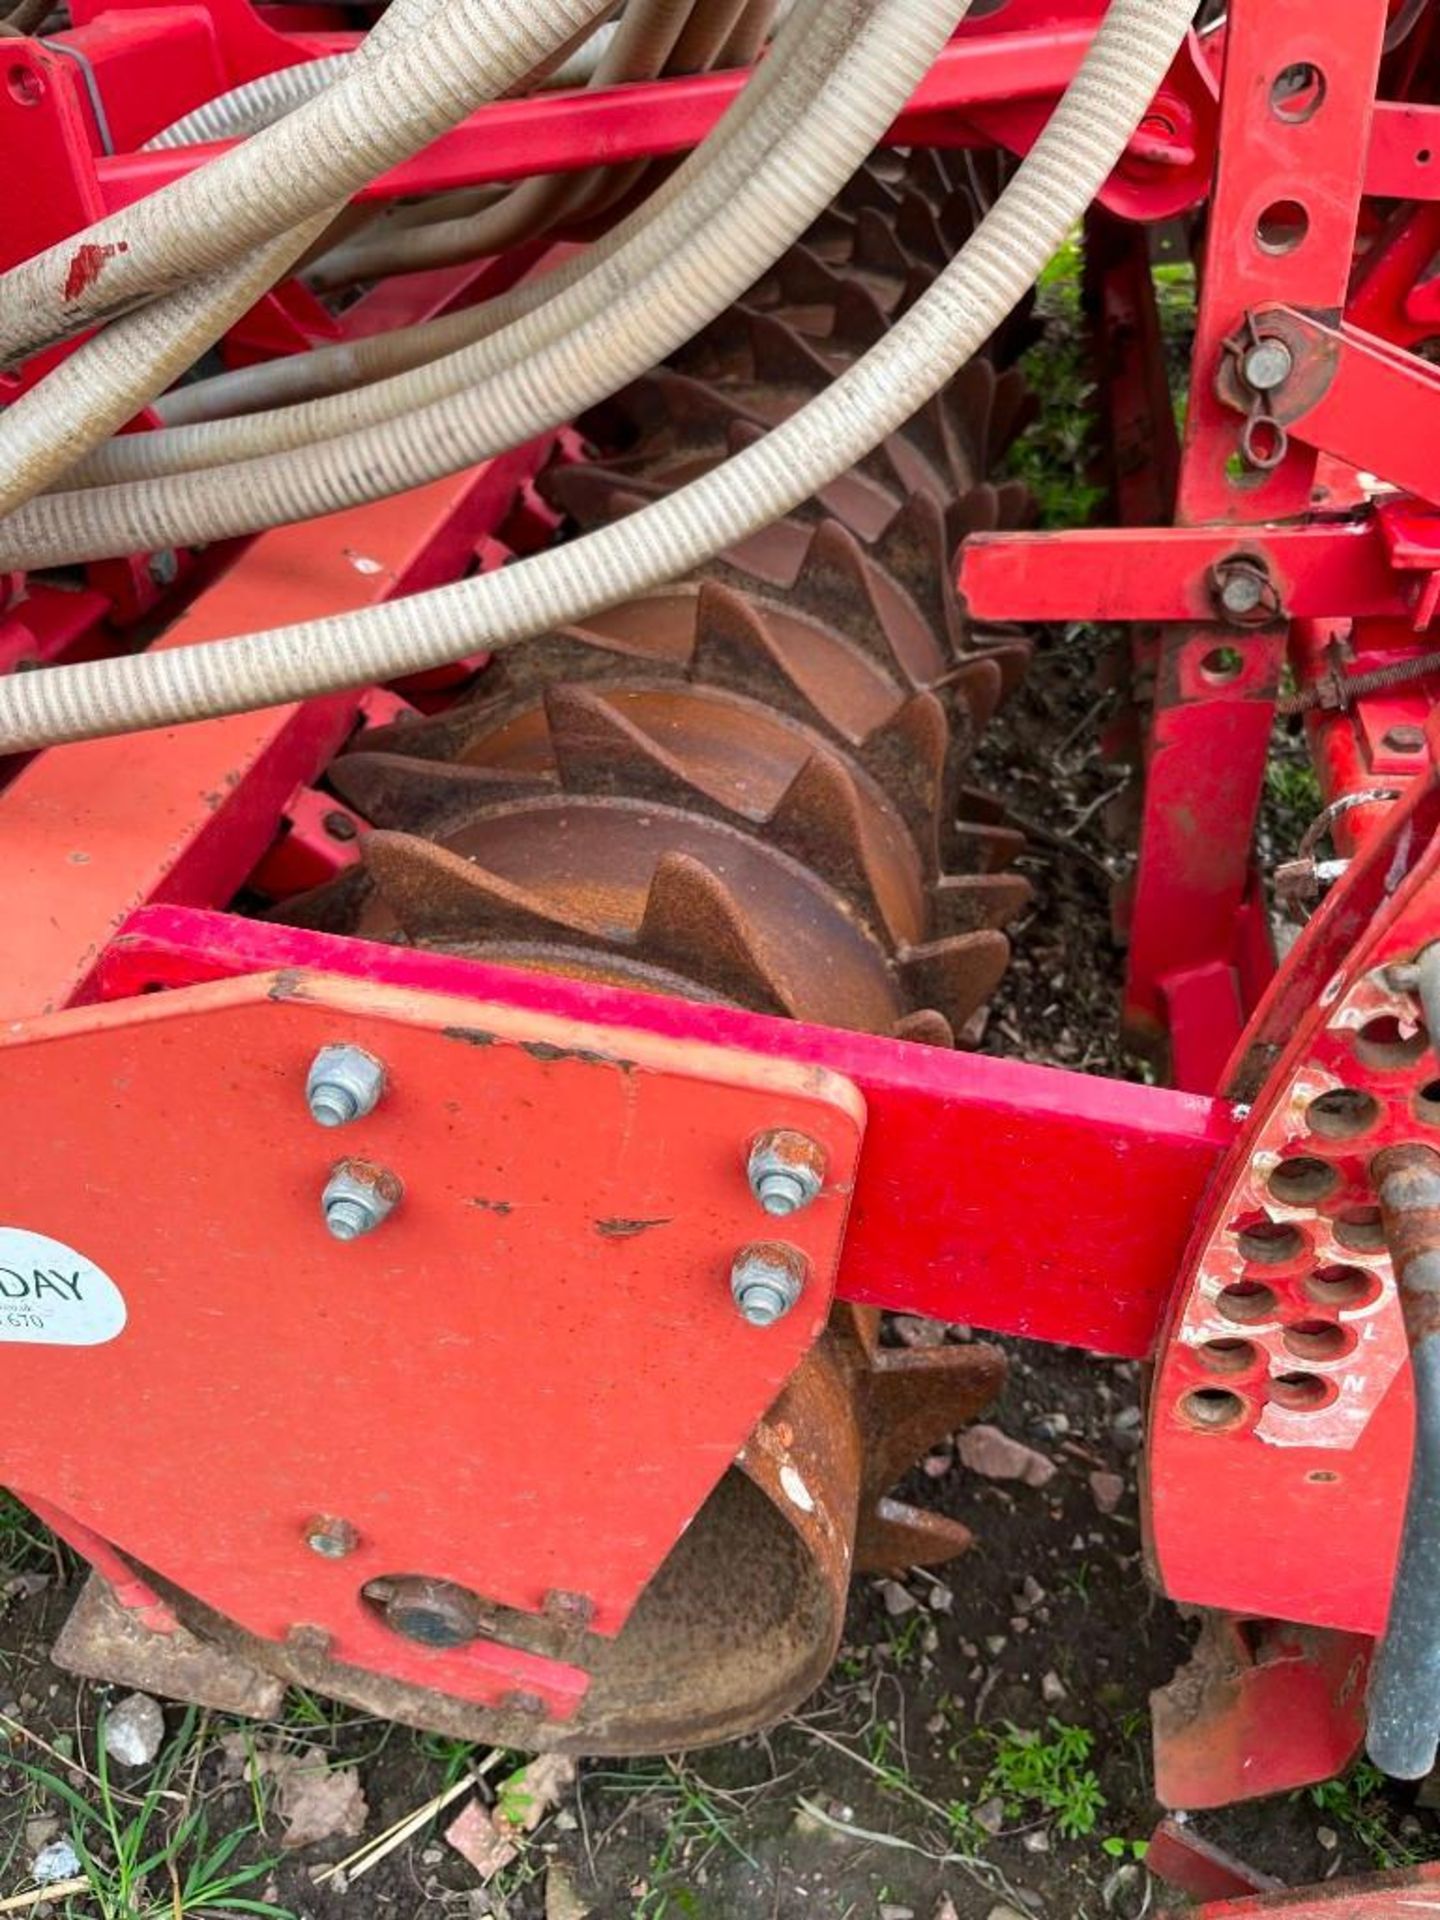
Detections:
[1004, 235, 1105, 529]
[982, 1720, 1105, 1841]
[1264, 750, 1322, 821]
[1307, 1760, 1422, 1870]
[591, 1757, 758, 1918]
[15, 1706, 296, 1919]
[1004, 232, 1196, 530]
[0, 1488, 58, 1573]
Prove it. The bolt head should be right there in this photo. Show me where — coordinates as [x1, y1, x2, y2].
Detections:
[369, 1575, 481, 1649]
[730, 1242, 808, 1326]
[321, 1159, 402, 1241]
[304, 1514, 358, 1559]
[746, 1130, 826, 1217]
[1218, 568, 1265, 617]
[1242, 337, 1294, 394]
[306, 1044, 386, 1128]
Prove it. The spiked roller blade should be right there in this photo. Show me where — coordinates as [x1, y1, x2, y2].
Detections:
[241, 155, 1038, 1757]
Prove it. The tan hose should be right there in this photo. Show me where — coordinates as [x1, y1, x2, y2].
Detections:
[0, 0, 1192, 751]
[0, 0, 615, 362]
[2, 0, 921, 560]
[554, 0, 755, 233]
[144, 12, 626, 150]
[21, 0, 838, 509]
[144, 55, 348, 149]
[717, 0, 779, 63]
[0, 0, 451, 516]
[0, 0, 50, 34]
[147, 1, 778, 428]
[305, 0, 713, 294]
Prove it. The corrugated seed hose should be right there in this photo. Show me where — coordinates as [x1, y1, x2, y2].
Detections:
[126, 16, 791, 430]
[6, 0, 954, 556]
[0, 0, 456, 516]
[0, 0, 804, 524]
[0, 0, 619, 363]
[35, 0, 791, 505]
[142, 0, 783, 433]
[0, 0, 717, 512]
[305, 0, 720, 293]
[141, 20, 627, 149]
[0, 0, 1195, 752]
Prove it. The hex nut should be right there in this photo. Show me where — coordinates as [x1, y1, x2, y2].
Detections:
[322, 1159, 402, 1241]
[366, 1575, 482, 1649]
[306, 1044, 386, 1128]
[746, 1129, 826, 1217]
[730, 1242, 808, 1326]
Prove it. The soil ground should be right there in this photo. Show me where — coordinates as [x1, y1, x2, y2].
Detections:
[2, 244, 1432, 1920]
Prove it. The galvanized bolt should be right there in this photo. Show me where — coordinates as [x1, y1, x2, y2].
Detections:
[306, 1044, 386, 1128]
[1218, 568, 1264, 619]
[1209, 554, 1280, 627]
[322, 1159, 402, 1241]
[147, 548, 179, 589]
[1241, 336, 1294, 394]
[746, 1129, 826, 1217]
[730, 1242, 808, 1327]
[304, 1514, 359, 1560]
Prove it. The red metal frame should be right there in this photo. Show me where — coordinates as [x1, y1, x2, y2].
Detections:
[8, 0, 1440, 1832]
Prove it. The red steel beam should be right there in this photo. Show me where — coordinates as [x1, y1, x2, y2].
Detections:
[1170, 1863, 1440, 1918]
[0, 447, 543, 1022]
[961, 518, 1420, 625]
[91, 27, 1098, 209]
[100, 906, 1238, 1361]
[1250, 307, 1440, 510]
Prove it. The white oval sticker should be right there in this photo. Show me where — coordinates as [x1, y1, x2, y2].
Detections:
[0, 1228, 127, 1346]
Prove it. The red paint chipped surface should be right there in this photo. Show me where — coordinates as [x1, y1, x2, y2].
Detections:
[62, 242, 119, 302]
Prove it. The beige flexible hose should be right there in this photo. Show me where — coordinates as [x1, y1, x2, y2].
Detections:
[0, 0, 455, 516]
[5, 0, 934, 561]
[304, 0, 713, 293]
[550, 0, 756, 236]
[716, 0, 779, 63]
[13, 0, 851, 534]
[146, 1, 779, 428]
[0, 0, 615, 362]
[71, 0, 815, 486]
[0, 0, 1195, 751]
[144, 55, 348, 149]
[668, 0, 753, 68]
[0, 0, 50, 34]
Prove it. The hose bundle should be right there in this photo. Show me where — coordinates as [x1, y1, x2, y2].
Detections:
[0, 0, 1197, 750]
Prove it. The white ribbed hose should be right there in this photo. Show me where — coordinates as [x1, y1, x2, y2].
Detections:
[144, 55, 348, 149]
[51, 0, 845, 498]
[144, 0, 778, 428]
[0, 0, 450, 516]
[4, 0, 913, 559]
[0, 0, 615, 362]
[304, 0, 716, 293]
[0, 0, 1195, 751]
